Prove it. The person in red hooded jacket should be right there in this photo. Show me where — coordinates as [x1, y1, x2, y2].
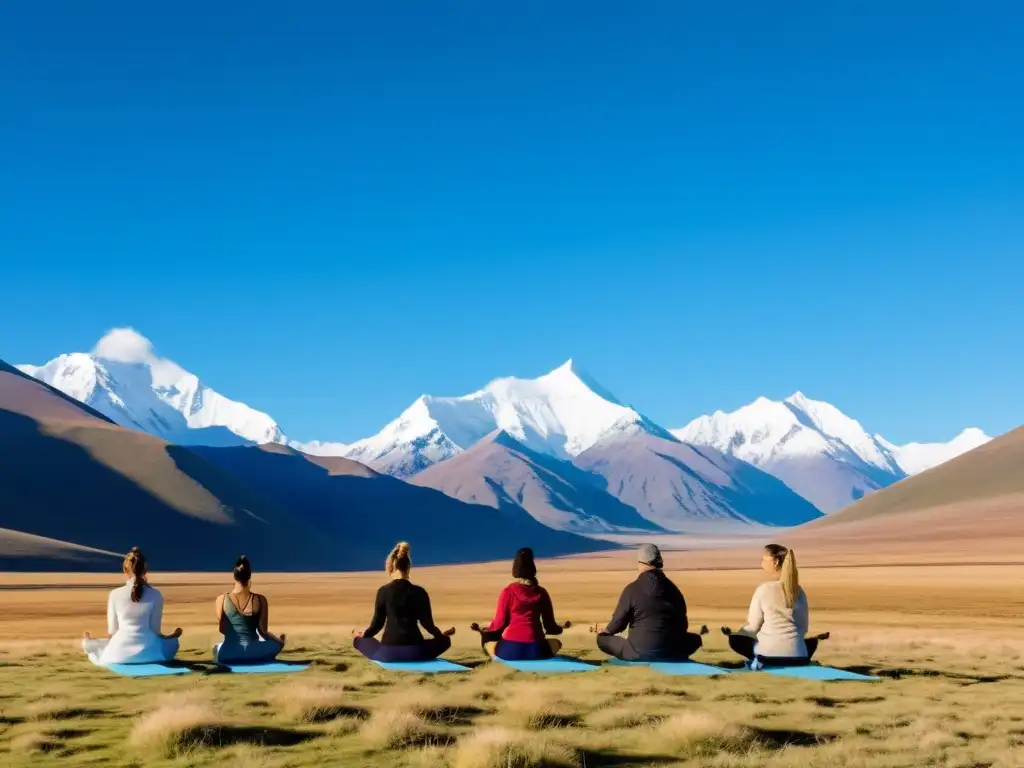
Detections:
[471, 547, 570, 661]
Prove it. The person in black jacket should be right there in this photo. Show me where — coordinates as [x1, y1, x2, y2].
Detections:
[593, 543, 705, 662]
[352, 542, 455, 663]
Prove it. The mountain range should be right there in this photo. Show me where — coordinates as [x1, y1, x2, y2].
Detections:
[14, 329, 992, 536]
[0, 359, 603, 570]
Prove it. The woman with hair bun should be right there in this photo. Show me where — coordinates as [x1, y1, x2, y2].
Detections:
[213, 555, 286, 664]
[722, 544, 828, 668]
[353, 542, 456, 663]
[472, 547, 570, 661]
[82, 547, 182, 664]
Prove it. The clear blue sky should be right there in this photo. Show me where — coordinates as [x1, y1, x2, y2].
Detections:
[2, 1, 1021, 444]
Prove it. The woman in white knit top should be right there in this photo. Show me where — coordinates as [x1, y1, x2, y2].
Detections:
[721, 544, 827, 667]
[82, 548, 182, 665]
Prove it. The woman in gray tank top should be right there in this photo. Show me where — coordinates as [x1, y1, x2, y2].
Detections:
[213, 556, 286, 664]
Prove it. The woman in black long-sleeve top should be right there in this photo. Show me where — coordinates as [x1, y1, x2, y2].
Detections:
[352, 542, 455, 663]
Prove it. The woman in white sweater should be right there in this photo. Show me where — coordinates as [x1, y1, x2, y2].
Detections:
[82, 548, 182, 665]
[722, 544, 827, 667]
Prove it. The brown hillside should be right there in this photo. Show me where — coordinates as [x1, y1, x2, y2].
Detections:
[810, 424, 1024, 528]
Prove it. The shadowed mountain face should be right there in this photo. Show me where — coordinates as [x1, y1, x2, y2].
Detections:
[189, 444, 608, 565]
[808, 424, 1024, 529]
[1, 359, 605, 570]
[409, 430, 664, 534]
[0, 361, 356, 570]
[575, 434, 824, 531]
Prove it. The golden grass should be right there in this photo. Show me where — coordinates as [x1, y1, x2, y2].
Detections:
[452, 726, 580, 768]
[269, 679, 357, 724]
[359, 708, 445, 751]
[0, 560, 1022, 766]
[129, 693, 223, 758]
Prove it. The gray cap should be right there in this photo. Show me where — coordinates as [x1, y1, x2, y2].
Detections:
[637, 543, 663, 567]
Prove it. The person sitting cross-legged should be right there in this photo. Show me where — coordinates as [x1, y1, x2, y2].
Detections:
[593, 543, 706, 662]
[352, 542, 455, 663]
[213, 555, 286, 664]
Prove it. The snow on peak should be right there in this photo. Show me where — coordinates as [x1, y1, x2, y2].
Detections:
[673, 393, 906, 513]
[19, 330, 284, 447]
[343, 361, 667, 477]
[876, 428, 992, 476]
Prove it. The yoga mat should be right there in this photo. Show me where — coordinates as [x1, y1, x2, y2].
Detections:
[497, 656, 596, 673]
[605, 658, 728, 676]
[217, 661, 309, 674]
[372, 659, 471, 674]
[759, 665, 879, 681]
[101, 662, 191, 677]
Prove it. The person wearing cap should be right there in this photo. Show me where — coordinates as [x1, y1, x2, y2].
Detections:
[592, 543, 705, 662]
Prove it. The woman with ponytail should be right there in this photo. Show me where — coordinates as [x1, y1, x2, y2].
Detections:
[82, 547, 182, 665]
[352, 542, 456, 663]
[471, 547, 570, 661]
[213, 556, 286, 664]
[721, 544, 827, 668]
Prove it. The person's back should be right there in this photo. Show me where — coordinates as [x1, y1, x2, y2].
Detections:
[104, 581, 164, 661]
[378, 579, 431, 644]
[499, 581, 554, 642]
[747, 581, 808, 659]
[624, 570, 689, 656]
[222, 593, 260, 645]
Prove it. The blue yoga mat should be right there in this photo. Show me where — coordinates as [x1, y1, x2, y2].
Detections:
[218, 661, 309, 674]
[497, 656, 596, 673]
[102, 662, 191, 677]
[605, 658, 728, 676]
[758, 665, 879, 681]
[372, 659, 471, 674]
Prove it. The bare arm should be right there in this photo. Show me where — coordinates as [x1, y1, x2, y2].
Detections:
[215, 594, 228, 636]
[256, 595, 285, 645]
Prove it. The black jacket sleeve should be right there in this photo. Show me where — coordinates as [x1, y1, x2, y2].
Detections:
[363, 586, 387, 639]
[602, 582, 633, 636]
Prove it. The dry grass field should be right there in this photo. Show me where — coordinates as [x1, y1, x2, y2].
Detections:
[1, 553, 1023, 767]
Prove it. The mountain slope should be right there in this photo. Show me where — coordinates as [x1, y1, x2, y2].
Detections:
[575, 433, 824, 531]
[674, 393, 906, 513]
[410, 430, 664, 534]
[809, 424, 1024, 529]
[877, 428, 992, 475]
[189, 443, 608, 563]
[0, 359, 345, 570]
[18, 328, 284, 447]
[341, 360, 674, 477]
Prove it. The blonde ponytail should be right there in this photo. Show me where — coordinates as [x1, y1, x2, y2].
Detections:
[779, 549, 799, 609]
[386, 541, 411, 575]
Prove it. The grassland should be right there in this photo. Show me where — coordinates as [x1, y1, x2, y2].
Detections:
[1, 556, 1023, 767]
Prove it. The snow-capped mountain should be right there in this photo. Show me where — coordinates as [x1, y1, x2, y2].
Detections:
[343, 360, 675, 478]
[877, 428, 991, 476]
[18, 329, 284, 447]
[674, 393, 907, 514]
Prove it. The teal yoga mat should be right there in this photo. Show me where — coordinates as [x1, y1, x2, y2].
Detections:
[757, 665, 879, 681]
[496, 656, 596, 673]
[217, 661, 309, 674]
[372, 659, 471, 674]
[606, 658, 729, 676]
[101, 662, 191, 677]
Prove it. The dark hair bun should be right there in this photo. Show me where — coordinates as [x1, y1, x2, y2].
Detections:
[233, 555, 252, 582]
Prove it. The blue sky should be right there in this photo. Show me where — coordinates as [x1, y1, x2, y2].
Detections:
[1, 1, 1021, 444]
